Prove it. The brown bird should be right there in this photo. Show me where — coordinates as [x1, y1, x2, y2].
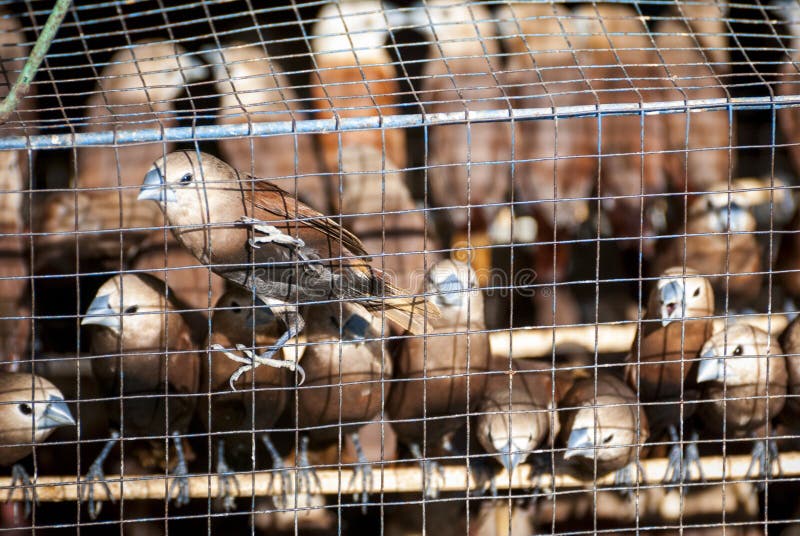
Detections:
[560, 373, 649, 488]
[653, 186, 761, 307]
[290, 300, 391, 508]
[412, 0, 511, 273]
[626, 266, 714, 484]
[339, 144, 434, 294]
[138, 150, 434, 385]
[654, 3, 735, 193]
[387, 259, 490, 498]
[572, 3, 670, 253]
[696, 323, 787, 481]
[0, 372, 75, 515]
[80, 273, 205, 518]
[476, 359, 558, 492]
[496, 2, 596, 307]
[203, 43, 327, 212]
[310, 2, 408, 188]
[197, 288, 292, 511]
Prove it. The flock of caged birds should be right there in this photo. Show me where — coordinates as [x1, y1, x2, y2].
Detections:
[1, 0, 800, 524]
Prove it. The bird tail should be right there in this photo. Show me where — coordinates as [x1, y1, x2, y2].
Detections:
[366, 270, 440, 334]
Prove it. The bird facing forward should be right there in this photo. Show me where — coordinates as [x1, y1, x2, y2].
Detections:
[138, 151, 434, 385]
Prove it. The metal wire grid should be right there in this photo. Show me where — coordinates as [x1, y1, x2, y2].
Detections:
[0, 0, 797, 534]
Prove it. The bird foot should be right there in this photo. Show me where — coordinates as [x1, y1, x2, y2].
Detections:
[410, 444, 446, 499]
[168, 432, 190, 508]
[747, 436, 782, 489]
[614, 461, 644, 499]
[261, 434, 295, 510]
[80, 432, 119, 520]
[470, 458, 499, 498]
[215, 440, 239, 512]
[211, 343, 305, 390]
[294, 436, 322, 503]
[346, 433, 372, 513]
[8, 464, 36, 518]
[663, 430, 704, 487]
[240, 216, 306, 250]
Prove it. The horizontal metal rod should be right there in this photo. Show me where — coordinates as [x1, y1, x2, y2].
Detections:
[0, 95, 795, 151]
[2, 452, 795, 503]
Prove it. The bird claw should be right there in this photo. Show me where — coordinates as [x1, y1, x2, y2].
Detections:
[663, 429, 703, 487]
[346, 433, 373, 512]
[613, 461, 644, 500]
[169, 432, 190, 508]
[80, 432, 119, 520]
[470, 458, 498, 498]
[410, 444, 445, 499]
[747, 437, 782, 490]
[216, 441, 239, 512]
[240, 216, 305, 250]
[211, 343, 306, 390]
[8, 464, 37, 518]
[261, 434, 294, 510]
[295, 436, 322, 500]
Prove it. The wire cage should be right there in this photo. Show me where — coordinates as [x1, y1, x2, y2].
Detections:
[1, 0, 800, 534]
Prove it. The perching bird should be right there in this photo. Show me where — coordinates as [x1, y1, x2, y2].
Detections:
[203, 43, 327, 212]
[696, 324, 787, 481]
[198, 288, 291, 511]
[387, 259, 490, 498]
[572, 3, 670, 253]
[412, 0, 511, 269]
[654, 3, 734, 193]
[625, 266, 714, 484]
[560, 373, 649, 488]
[290, 300, 392, 508]
[653, 186, 761, 307]
[0, 372, 75, 516]
[138, 150, 434, 386]
[310, 1, 408, 185]
[476, 359, 558, 491]
[80, 273, 205, 518]
[339, 144, 434, 294]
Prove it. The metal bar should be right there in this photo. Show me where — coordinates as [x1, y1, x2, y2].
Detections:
[2, 95, 800, 150]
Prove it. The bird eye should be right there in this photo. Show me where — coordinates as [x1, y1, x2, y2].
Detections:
[180, 172, 193, 184]
[602, 433, 614, 444]
[733, 345, 743, 356]
[124, 305, 138, 314]
[230, 300, 241, 314]
[693, 287, 700, 297]
[18, 403, 32, 416]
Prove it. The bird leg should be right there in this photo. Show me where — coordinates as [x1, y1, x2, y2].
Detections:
[80, 431, 119, 520]
[663, 427, 704, 486]
[346, 432, 373, 513]
[260, 434, 293, 509]
[8, 464, 36, 518]
[613, 460, 645, 500]
[470, 456, 499, 498]
[747, 433, 782, 489]
[211, 342, 306, 391]
[169, 431, 190, 508]
[295, 436, 323, 502]
[409, 443, 446, 499]
[240, 216, 306, 251]
[215, 439, 239, 512]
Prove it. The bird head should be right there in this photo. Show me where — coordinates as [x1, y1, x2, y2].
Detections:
[691, 191, 756, 234]
[214, 289, 277, 332]
[696, 324, 782, 387]
[82, 274, 169, 340]
[654, 267, 714, 326]
[564, 404, 638, 465]
[0, 374, 75, 443]
[406, 0, 495, 47]
[425, 259, 480, 310]
[311, 1, 405, 58]
[478, 407, 539, 474]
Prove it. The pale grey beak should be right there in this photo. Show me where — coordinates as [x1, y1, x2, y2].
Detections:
[342, 314, 370, 341]
[726, 203, 751, 232]
[697, 354, 726, 384]
[495, 439, 528, 473]
[435, 273, 464, 307]
[659, 280, 684, 327]
[565, 427, 595, 460]
[138, 167, 175, 204]
[81, 294, 120, 331]
[37, 396, 76, 430]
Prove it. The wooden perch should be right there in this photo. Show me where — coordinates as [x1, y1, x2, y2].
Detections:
[489, 314, 790, 358]
[3, 452, 797, 503]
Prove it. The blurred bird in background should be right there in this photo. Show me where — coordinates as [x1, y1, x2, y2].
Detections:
[80, 273, 205, 518]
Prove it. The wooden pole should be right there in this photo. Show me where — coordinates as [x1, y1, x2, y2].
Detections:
[4, 452, 798, 503]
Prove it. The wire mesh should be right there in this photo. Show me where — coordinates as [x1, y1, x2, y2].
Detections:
[0, 0, 799, 534]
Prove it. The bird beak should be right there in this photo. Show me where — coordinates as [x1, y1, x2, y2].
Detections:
[697, 352, 725, 384]
[138, 167, 176, 204]
[434, 273, 464, 307]
[565, 427, 595, 460]
[36, 396, 76, 430]
[725, 203, 751, 232]
[81, 293, 120, 332]
[659, 280, 684, 326]
[495, 439, 528, 474]
[342, 314, 369, 341]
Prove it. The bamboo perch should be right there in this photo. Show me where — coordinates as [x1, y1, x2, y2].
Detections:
[489, 314, 790, 358]
[3, 452, 798, 503]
